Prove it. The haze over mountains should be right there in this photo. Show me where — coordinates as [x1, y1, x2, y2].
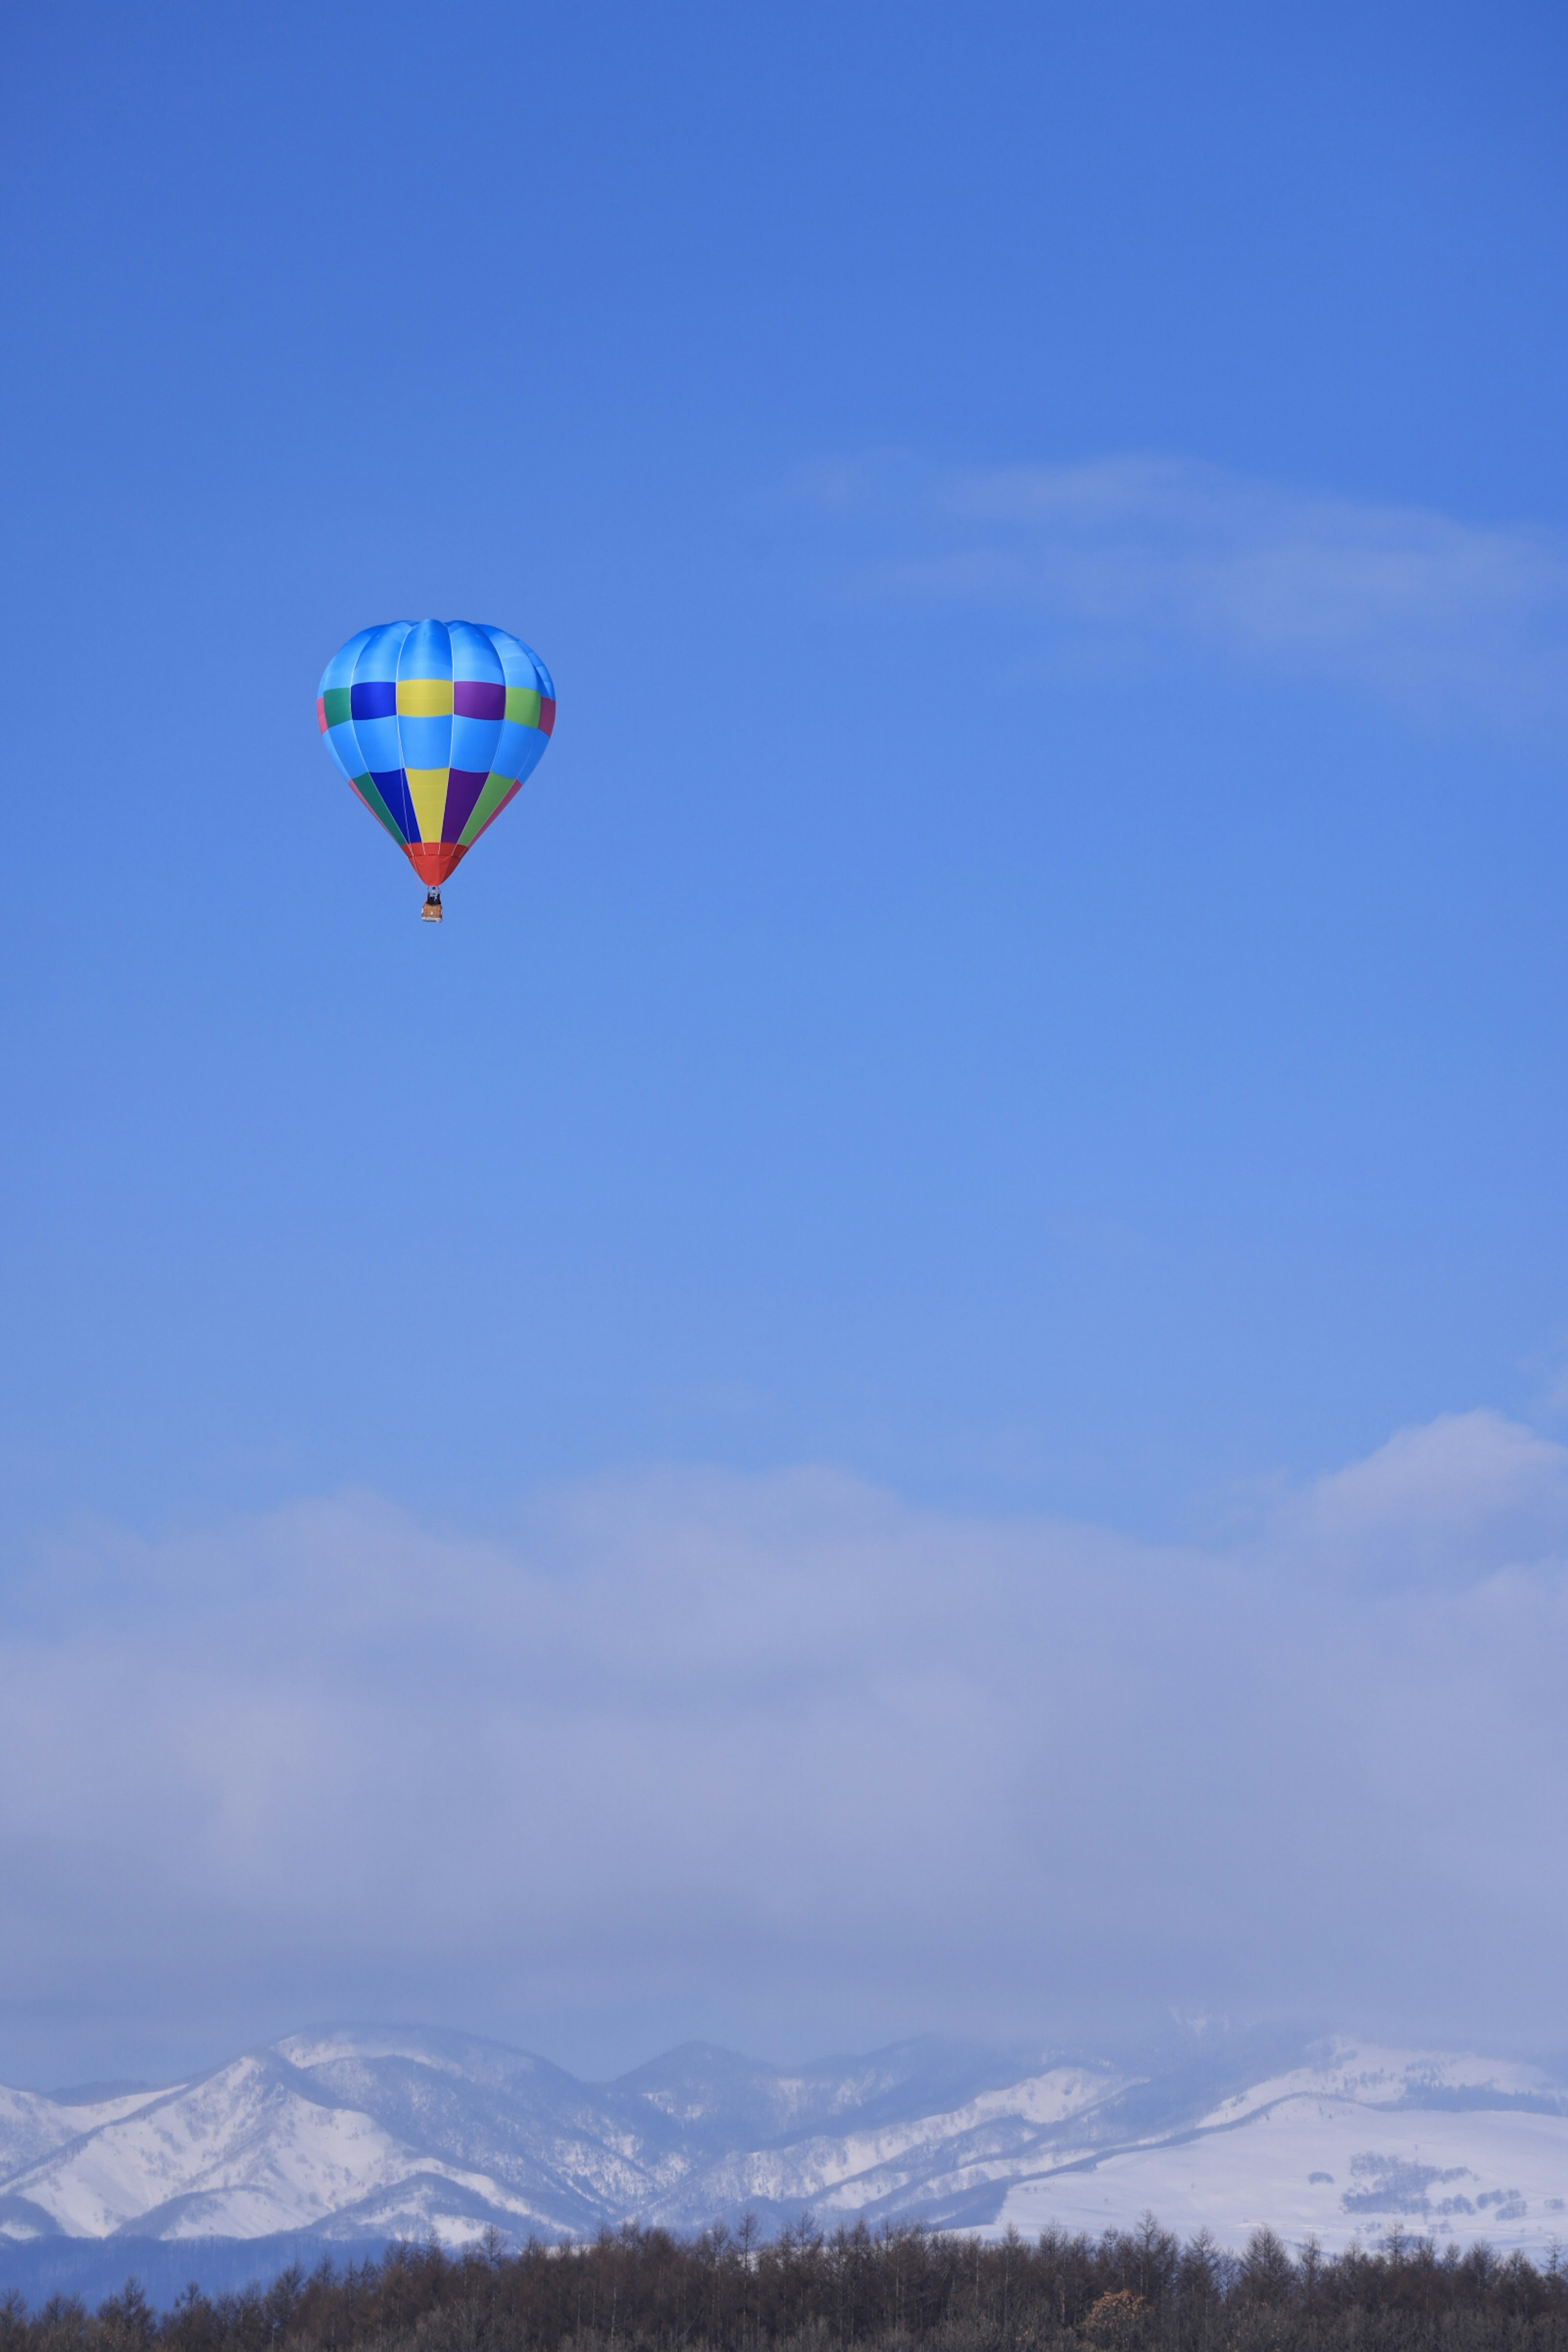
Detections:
[3, 2027, 1567, 2298]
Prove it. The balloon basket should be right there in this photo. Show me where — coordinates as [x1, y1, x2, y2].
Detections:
[421, 891, 443, 923]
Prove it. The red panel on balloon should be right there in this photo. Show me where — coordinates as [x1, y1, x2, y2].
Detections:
[403, 841, 468, 887]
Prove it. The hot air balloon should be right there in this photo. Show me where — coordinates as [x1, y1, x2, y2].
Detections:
[316, 619, 555, 919]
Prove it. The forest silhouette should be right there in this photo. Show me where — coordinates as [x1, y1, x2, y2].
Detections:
[4, 2212, 1566, 2352]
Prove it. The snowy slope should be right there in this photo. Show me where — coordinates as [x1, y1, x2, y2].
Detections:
[0, 2085, 167, 2182]
[2, 2030, 1565, 2257]
[666, 2066, 1134, 2230]
[998, 2042, 1568, 2256]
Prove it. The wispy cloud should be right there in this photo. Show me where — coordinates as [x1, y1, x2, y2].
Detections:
[805, 454, 1568, 719]
[2, 1410, 1566, 2085]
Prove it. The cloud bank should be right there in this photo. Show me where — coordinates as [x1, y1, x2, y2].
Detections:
[2, 1409, 1566, 2086]
[807, 454, 1568, 719]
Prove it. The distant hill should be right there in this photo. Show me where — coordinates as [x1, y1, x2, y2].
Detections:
[2, 2027, 1566, 2300]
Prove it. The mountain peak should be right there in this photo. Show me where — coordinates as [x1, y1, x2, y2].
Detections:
[2, 2028, 1565, 2265]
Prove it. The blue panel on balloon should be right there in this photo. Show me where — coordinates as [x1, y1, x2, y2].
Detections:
[354, 713, 403, 772]
[397, 714, 452, 768]
[449, 618, 504, 685]
[354, 622, 411, 683]
[320, 627, 375, 695]
[370, 769, 416, 841]
[450, 713, 503, 774]
[399, 618, 452, 681]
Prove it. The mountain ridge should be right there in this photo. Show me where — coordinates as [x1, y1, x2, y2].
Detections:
[2, 2027, 1565, 2275]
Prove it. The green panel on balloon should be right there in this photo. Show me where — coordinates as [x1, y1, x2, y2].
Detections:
[354, 775, 404, 843]
[457, 771, 518, 846]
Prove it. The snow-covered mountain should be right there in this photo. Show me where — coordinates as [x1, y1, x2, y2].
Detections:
[998, 2043, 1568, 2256]
[2, 2030, 1565, 2264]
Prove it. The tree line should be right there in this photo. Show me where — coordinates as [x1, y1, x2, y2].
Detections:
[3, 2212, 1566, 2352]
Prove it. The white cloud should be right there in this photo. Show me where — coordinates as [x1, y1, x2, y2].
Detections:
[1, 1417, 1566, 2082]
[1270, 1408, 1568, 1586]
[808, 453, 1568, 719]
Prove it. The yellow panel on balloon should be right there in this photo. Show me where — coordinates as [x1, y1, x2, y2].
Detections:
[405, 768, 450, 842]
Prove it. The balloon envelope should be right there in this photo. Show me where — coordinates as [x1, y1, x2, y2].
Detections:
[316, 619, 555, 888]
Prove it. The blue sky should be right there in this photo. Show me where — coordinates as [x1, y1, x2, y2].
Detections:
[1, 1, 1566, 2089]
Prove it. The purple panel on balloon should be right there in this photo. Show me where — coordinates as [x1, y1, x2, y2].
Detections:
[442, 769, 490, 842]
[454, 679, 506, 721]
